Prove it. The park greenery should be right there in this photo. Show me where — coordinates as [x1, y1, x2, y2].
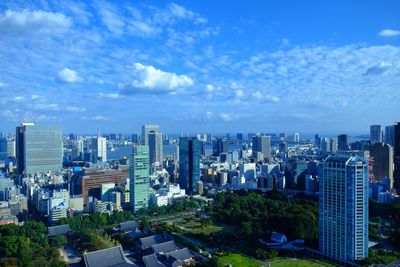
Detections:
[206, 190, 319, 249]
[0, 221, 67, 267]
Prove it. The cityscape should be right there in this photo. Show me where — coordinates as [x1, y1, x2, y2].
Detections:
[1, 1, 400, 267]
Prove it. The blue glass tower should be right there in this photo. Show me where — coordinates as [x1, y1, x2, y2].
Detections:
[179, 137, 202, 195]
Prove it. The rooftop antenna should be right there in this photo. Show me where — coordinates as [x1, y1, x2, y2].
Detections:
[97, 128, 100, 138]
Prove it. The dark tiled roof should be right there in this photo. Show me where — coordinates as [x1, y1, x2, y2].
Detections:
[114, 220, 138, 232]
[83, 246, 136, 267]
[48, 224, 71, 237]
[165, 248, 193, 262]
[152, 241, 179, 254]
[140, 234, 172, 250]
[143, 254, 166, 267]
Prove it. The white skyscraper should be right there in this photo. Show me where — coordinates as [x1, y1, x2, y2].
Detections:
[92, 129, 107, 163]
[320, 156, 368, 263]
[294, 133, 300, 143]
[142, 124, 163, 164]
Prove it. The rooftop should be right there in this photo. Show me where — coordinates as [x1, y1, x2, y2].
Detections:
[83, 246, 136, 267]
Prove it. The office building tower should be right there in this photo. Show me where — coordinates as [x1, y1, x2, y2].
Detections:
[330, 138, 338, 153]
[294, 133, 300, 143]
[236, 133, 243, 141]
[369, 143, 393, 188]
[0, 137, 7, 161]
[92, 130, 107, 163]
[252, 135, 271, 160]
[130, 145, 150, 212]
[385, 125, 395, 147]
[179, 137, 202, 195]
[322, 138, 331, 152]
[370, 125, 383, 144]
[131, 133, 139, 143]
[320, 156, 368, 262]
[315, 134, 322, 149]
[71, 140, 84, 160]
[212, 138, 228, 156]
[7, 139, 15, 158]
[16, 123, 62, 175]
[337, 134, 349, 150]
[279, 142, 288, 153]
[148, 131, 163, 164]
[394, 123, 400, 193]
[142, 124, 163, 164]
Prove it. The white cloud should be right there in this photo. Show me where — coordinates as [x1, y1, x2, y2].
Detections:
[98, 92, 121, 99]
[120, 63, 193, 94]
[379, 29, 400, 37]
[95, 2, 125, 35]
[56, 68, 83, 83]
[219, 113, 238, 122]
[32, 103, 85, 112]
[166, 3, 207, 24]
[81, 115, 109, 121]
[0, 81, 7, 89]
[0, 110, 17, 121]
[129, 20, 161, 37]
[0, 9, 71, 34]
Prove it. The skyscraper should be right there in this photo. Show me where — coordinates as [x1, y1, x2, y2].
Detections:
[16, 123, 62, 175]
[252, 135, 271, 160]
[314, 134, 322, 149]
[320, 156, 368, 263]
[385, 125, 395, 147]
[130, 145, 150, 212]
[370, 125, 383, 144]
[92, 130, 107, 163]
[337, 134, 349, 150]
[394, 123, 400, 193]
[294, 133, 300, 143]
[212, 138, 228, 156]
[369, 142, 393, 187]
[0, 137, 7, 161]
[142, 124, 163, 164]
[179, 137, 202, 195]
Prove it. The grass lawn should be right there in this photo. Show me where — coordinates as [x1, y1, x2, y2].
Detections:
[267, 258, 336, 267]
[217, 253, 261, 267]
[217, 253, 337, 267]
[176, 219, 223, 235]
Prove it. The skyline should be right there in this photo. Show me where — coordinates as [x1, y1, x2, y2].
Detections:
[1, 0, 400, 133]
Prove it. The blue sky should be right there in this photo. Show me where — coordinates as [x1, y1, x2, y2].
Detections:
[0, 0, 399, 134]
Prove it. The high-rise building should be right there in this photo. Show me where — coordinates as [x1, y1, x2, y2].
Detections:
[320, 156, 368, 263]
[130, 145, 150, 212]
[142, 124, 163, 164]
[212, 138, 228, 156]
[7, 139, 16, 158]
[179, 137, 202, 195]
[236, 133, 243, 141]
[394, 123, 400, 193]
[16, 123, 62, 175]
[330, 138, 338, 153]
[148, 132, 163, 164]
[370, 125, 383, 144]
[252, 135, 271, 160]
[314, 134, 322, 149]
[385, 125, 395, 147]
[369, 143, 393, 188]
[0, 137, 7, 161]
[92, 130, 107, 163]
[294, 133, 300, 143]
[337, 134, 349, 150]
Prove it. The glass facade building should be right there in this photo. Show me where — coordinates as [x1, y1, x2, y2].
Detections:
[319, 156, 368, 263]
[16, 123, 62, 175]
[179, 137, 202, 194]
[130, 145, 150, 212]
